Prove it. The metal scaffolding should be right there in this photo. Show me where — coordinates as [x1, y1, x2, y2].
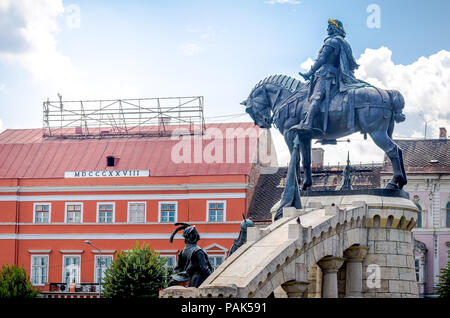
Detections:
[42, 95, 205, 139]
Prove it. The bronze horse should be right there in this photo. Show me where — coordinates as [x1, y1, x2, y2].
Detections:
[242, 74, 407, 190]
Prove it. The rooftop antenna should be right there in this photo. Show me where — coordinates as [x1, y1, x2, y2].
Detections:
[418, 113, 431, 139]
[58, 93, 63, 135]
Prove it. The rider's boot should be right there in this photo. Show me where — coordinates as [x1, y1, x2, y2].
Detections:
[291, 99, 322, 134]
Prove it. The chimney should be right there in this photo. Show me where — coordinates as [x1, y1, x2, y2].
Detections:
[311, 148, 324, 170]
[439, 127, 447, 139]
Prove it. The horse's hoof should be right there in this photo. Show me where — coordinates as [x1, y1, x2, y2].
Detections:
[394, 176, 407, 190]
[385, 182, 399, 190]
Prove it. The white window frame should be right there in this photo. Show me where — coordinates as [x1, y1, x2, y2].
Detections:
[206, 200, 227, 223]
[62, 255, 81, 285]
[127, 201, 147, 223]
[94, 255, 113, 285]
[33, 203, 51, 224]
[65, 202, 83, 224]
[96, 202, 115, 224]
[30, 254, 49, 286]
[158, 201, 178, 223]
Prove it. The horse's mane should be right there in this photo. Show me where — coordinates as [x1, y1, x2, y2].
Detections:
[251, 74, 305, 94]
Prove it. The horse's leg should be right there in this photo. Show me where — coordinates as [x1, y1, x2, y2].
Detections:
[387, 118, 407, 189]
[368, 130, 406, 189]
[397, 147, 407, 189]
[299, 136, 312, 191]
[284, 129, 302, 186]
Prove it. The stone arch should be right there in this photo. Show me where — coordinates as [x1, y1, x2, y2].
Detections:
[373, 215, 381, 228]
[341, 225, 365, 253]
[361, 216, 367, 227]
[406, 217, 416, 231]
[398, 216, 407, 229]
[344, 220, 350, 231]
[386, 215, 394, 228]
[328, 226, 334, 236]
[356, 216, 362, 227]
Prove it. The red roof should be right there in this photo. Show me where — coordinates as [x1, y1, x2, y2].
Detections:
[0, 123, 260, 178]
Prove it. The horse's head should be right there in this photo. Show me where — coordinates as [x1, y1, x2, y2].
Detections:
[241, 85, 272, 129]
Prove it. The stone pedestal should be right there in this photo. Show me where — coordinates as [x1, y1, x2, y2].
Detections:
[344, 246, 369, 298]
[318, 257, 345, 298]
[281, 281, 309, 298]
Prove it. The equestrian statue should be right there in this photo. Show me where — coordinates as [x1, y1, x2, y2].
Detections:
[243, 19, 407, 208]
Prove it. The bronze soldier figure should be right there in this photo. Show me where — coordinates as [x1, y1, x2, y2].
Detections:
[168, 223, 213, 288]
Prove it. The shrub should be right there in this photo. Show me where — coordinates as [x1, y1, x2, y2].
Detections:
[436, 257, 450, 298]
[102, 242, 169, 298]
[0, 264, 40, 298]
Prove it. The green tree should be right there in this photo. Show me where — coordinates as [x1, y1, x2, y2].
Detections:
[436, 257, 450, 298]
[102, 242, 169, 298]
[0, 264, 40, 298]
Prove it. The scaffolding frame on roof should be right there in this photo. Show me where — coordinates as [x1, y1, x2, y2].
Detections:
[42, 95, 205, 139]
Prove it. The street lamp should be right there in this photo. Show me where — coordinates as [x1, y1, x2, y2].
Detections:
[84, 240, 104, 298]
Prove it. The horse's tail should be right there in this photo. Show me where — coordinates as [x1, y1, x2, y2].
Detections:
[387, 89, 406, 123]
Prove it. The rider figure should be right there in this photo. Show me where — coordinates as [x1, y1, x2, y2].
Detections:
[297, 19, 359, 134]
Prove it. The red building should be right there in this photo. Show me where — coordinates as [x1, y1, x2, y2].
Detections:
[0, 122, 274, 295]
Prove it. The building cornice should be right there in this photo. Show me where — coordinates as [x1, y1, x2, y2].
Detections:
[0, 192, 246, 202]
[0, 183, 249, 193]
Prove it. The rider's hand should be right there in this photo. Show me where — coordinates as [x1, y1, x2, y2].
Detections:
[299, 71, 311, 81]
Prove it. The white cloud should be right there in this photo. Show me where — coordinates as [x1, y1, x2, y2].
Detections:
[355, 47, 450, 138]
[270, 128, 290, 166]
[300, 57, 314, 71]
[0, 0, 82, 89]
[274, 47, 450, 166]
[265, 0, 302, 4]
[0, 0, 140, 102]
[179, 43, 202, 56]
[64, 3, 81, 29]
[0, 83, 4, 93]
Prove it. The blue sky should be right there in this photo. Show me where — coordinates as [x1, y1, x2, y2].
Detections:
[0, 0, 449, 164]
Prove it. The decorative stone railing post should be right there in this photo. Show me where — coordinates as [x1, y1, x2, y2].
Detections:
[318, 257, 345, 298]
[343, 246, 369, 298]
